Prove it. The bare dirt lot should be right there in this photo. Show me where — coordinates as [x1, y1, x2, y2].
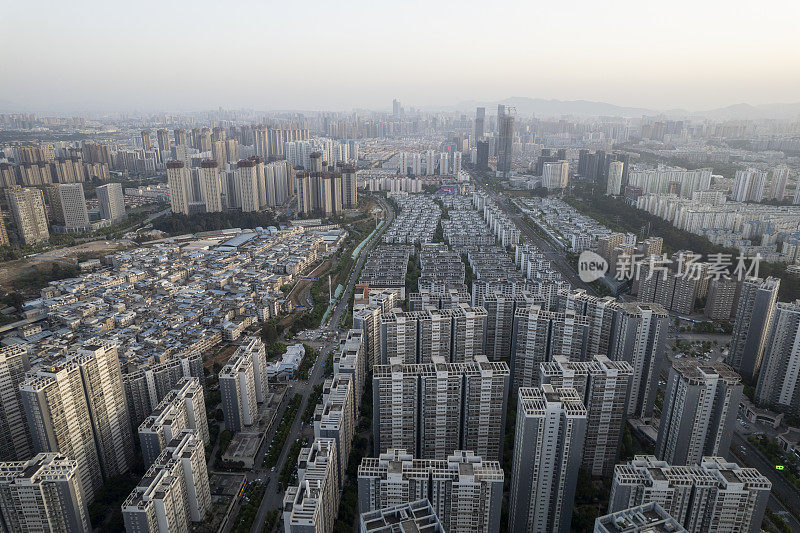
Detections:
[0, 239, 133, 293]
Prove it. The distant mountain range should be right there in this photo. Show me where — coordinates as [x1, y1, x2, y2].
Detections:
[444, 97, 800, 120]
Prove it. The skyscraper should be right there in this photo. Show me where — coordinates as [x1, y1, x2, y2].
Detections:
[556, 289, 617, 356]
[595, 503, 686, 533]
[732, 169, 767, 202]
[141, 130, 152, 150]
[174, 128, 187, 147]
[166, 160, 191, 215]
[342, 165, 358, 209]
[219, 348, 258, 433]
[609, 455, 771, 533]
[156, 129, 170, 153]
[509, 385, 587, 533]
[283, 438, 339, 533]
[235, 158, 260, 212]
[540, 354, 633, 477]
[542, 161, 569, 189]
[727, 276, 780, 381]
[755, 300, 800, 416]
[199, 160, 223, 212]
[314, 374, 355, 486]
[474, 107, 486, 142]
[607, 161, 624, 195]
[359, 499, 445, 533]
[55, 183, 89, 229]
[0, 453, 90, 532]
[357, 449, 503, 533]
[771, 165, 790, 200]
[510, 306, 589, 390]
[123, 430, 211, 531]
[138, 378, 209, 467]
[372, 356, 509, 460]
[0, 207, 9, 246]
[21, 341, 134, 502]
[655, 360, 742, 465]
[497, 107, 514, 178]
[607, 302, 669, 419]
[6, 186, 49, 244]
[96, 182, 125, 221]
[0, 345, 32, 462]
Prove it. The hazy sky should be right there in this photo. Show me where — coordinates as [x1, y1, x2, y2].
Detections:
[3, 0, 800, 113]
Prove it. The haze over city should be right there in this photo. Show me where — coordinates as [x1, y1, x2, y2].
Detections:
[3, 0, 800, 112]
[3, 2, 800, 533]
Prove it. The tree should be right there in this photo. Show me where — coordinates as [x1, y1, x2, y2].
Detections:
[261, 322, 278, 344]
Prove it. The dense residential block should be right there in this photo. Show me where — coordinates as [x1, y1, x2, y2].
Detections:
[609, 455, 770, 533]
[357, 449, 503, 533]
[509, 385, 587, 533]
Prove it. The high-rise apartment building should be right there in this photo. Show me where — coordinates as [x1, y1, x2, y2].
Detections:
[482, 291, 537, 361]
[609, 455, 770, 533]
[96, 182, 125, 221]
[756, 300, 800, 416]
[314, 374, 355, 486]
[0, 211, 8, 246]
[732, 168, 767, 202]
[770, 165, 790, 200]
[655, 360, 742, 465]
[166, 160, 191, 215]
[0, 453, 90, 532]
[21, 341, 134, 502]
[510, 306, 589, 390]
[174, 129, 187, 147]
[141, 130, 152, 150]
[156, 129, 170, 153]
[359, 499, 445, 533]
[704, 277, 739, 320]
[607, 302, 668, 419]
[556, 289, 617, 356]
[727, 276, 780, 381]
[372, 355, 509, 460]
[380, 306, 488, 365]
[54, 183, 89, 229]
[198, 159, 223, 212]
[220, 349, 258, 433]
[138, 378, 209, 466]
[122, 430, 211, 531]
[211, 139, 227, 171]
[0, 346, 32, 462]
[595, 503, 686, 533]
[6, 186, 49, 244]
[283, 438, 339, 533]
[342, 165, 358, 209]
[509, 385, 587, 533]
[122, 353, 205, 428]
[334, 329, 366, 414]
[540, 354, 633, 477]
[235, 158, 260, 212]
[357, 449, 503, 533]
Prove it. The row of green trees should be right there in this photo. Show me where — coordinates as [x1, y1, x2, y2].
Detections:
[263, 394, 303, 468]
[151, 210, 283, 236]
[565, 193, 800, 302]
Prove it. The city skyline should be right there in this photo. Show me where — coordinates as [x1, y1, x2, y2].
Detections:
[2, 0, 800, 113]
